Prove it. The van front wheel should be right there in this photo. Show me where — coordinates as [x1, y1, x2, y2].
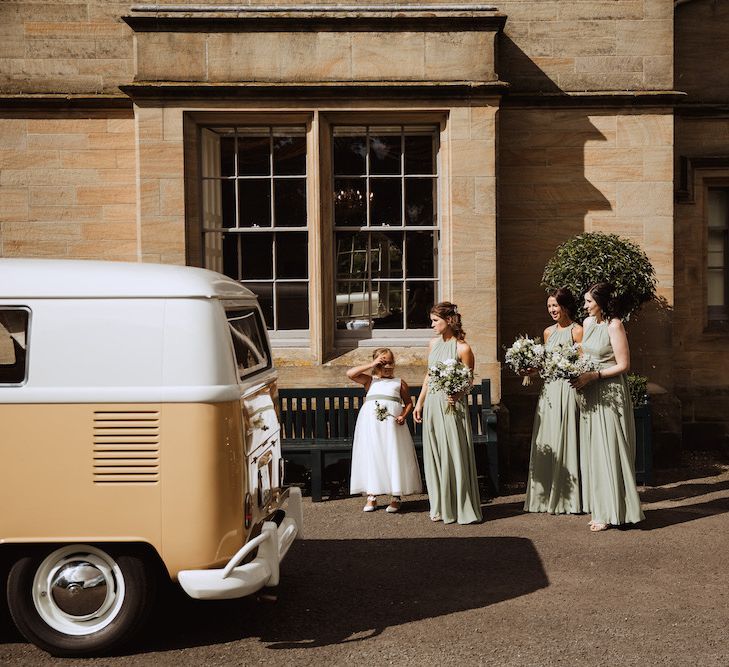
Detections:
[7, 545, 155, 657]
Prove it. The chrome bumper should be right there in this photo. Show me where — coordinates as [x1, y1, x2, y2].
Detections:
[178, 486, 303, 600]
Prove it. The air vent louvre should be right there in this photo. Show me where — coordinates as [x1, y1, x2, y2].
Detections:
[93, 411, 160, 484]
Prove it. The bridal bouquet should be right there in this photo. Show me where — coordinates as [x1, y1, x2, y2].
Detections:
[504, 335, 545, 386]
[541, 343, 597, 383]
[427, 358, 473, 413]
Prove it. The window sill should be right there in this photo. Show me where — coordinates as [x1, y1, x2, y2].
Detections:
[339, 336, 432, 348]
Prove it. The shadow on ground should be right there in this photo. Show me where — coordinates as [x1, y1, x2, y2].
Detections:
[119, 537, 549, 654]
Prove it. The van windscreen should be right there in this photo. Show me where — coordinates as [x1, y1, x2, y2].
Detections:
[0, 308, 30, 385]
[226, 308, 271, 379]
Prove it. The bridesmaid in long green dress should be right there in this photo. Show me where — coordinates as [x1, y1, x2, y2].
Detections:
[524, 288, 584, 514]
[413, 302, 482, 525]
[571, 283, 645, 532]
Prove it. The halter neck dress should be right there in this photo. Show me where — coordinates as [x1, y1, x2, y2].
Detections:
[524, 323, 582, 514]
[422, 336, 482, 524]
[579, 319, 644, 525]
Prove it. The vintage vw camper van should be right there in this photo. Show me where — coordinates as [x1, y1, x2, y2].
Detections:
[0, 259, 302, 656]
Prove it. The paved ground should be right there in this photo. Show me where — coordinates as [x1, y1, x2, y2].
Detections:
[2, 461, 729, 666]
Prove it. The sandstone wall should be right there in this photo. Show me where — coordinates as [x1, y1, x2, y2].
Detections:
[0, 111, 137, 259]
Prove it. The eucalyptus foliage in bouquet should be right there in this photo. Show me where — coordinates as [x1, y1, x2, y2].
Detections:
[627, 373, 649, 408]
[541, 343, 597, 383]
[504, 335, 545, 386]
[427, 358, 473, 413]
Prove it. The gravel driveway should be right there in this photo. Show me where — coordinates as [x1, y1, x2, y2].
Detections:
[2, 464, 729, 666]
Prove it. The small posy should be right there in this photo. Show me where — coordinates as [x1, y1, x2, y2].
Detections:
[374, 401, 394, 421]
[540, 342, 598, 383]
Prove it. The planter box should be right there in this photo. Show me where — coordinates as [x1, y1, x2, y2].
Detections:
[634, 403, 653, 485]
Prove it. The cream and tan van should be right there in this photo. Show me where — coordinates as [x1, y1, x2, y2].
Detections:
[0, 258, 303, 657]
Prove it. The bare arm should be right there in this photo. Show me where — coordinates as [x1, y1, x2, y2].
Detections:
[572, 324, 584, 344]
[347, 352, 388, 388]
[397, 379, 414, 425]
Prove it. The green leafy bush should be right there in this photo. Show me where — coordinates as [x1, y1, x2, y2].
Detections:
[627, 373, 649, 408]
[541, 232, 657, 320]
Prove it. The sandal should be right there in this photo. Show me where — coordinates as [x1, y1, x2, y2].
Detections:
[430, 512, 442, 522]
[363, 495, 377, 512]
[590, 522, 609, 532]
[385, 498, 401, 513]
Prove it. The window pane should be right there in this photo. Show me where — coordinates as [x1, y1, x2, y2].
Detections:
[333, 129, 367, 175]
[238, 179, 271, 227]
[227, 308, 270, 378]
[274, 178, 307, 227]
[708, 269, 725, 306]
[371, 231, 403, 280]
[406, 231, 436, 278]
[708, 189, 729, 229]
[405, 178, 436, 226]
[370, 178, 401, 226]
[406, 281, 436, 329]
[276, 283, 309, 329]
[0, 309, 29, 384]
[334, 178, 367, 226]
[243, 282, 274, 328]
[369, 132, 401, 175]
[237, 134, 270, 176]
[405, 134, 436, 175]
[336, 231, 368, 279]
[220, 135, 236, 177]
[372, 281, 403, 329]
[273, 132, 306, 176]
[276, 232, 308, 279]
[221, 180, 236, 228]
[708, 230, 725, 255]
[222, 233, 240, 279]
[336, 281, 372, 329]
[241, 232, 273, 280]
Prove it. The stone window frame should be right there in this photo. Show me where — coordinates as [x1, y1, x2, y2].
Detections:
[703, 176, 729, 330]
[184, 109, 450, 356]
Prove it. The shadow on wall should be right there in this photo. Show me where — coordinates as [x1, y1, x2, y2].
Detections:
[84, 537, 548, 654]
[497, 37, 612, 472]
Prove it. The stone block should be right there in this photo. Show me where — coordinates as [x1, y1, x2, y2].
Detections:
[163, 108, 183, 142]
[29, 186, 74, 207]
[280, 32, 353, 83]
[87, 131, 134, 150]
[644, 55, 673, 89]
[116, 150, 136, 169]
[424, 32, 495, 82]
[60, 150, 117, 169]
[351, 32, 425, 81]
[139, 143, 183, 179]
[2, 221, 81, 242]
[0, 189, 28, 222]
[616, 181, 673, 217]
[451, 177, 475, 215]
[136, 33, 207, 82]
[76, 184, 135, 206]
[24, 39, 97, 60]
[0, 121, 27, 150]
[27, 134, 88, 151]
[558, 71, 643, 90]
[575, 55, 644, 73]
[617, 20, 672, 57]
[643, 147, 673, 181]
[160, 178, 184, 217]
[28, 205, 101, 222]
[450, 139, 495, 178]
[82, 221, 137, 241]
[66, 240, 138, 260]
[102, 203, 135, 222]
[558, 1, 643, 20]
[474, 178, 496, 215]
[617, 114, 672, 148]
[2, 239, 65, 257]
[139, 180, 160, 216]
[0, 149, 58, 169]
[448, 107, 471, 140]
[470, 107, 497, 140]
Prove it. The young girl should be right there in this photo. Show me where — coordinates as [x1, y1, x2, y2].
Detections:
[348, 348, 423, 513]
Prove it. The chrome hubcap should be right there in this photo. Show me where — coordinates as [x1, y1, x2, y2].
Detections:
[50, 561, 108, 617]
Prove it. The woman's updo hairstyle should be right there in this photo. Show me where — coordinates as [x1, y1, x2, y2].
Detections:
[549, 287, 578, 320]
[430, 301, 466, 341]
[587, 282, 623, 320]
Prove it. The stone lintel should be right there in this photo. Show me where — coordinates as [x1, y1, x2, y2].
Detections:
[119, 80, 509, 100]
[124, 6, 507, 32]
[503, 90, 687, 109]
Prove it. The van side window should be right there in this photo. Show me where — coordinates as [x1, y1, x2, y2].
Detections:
[0, 308, 30, 384]
[227, 308, 271, 378]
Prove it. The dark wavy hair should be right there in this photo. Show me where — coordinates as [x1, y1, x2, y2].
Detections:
[548, 287, 577, 320]
[587, 282, 623, 319]
[430, 301, 466, 341]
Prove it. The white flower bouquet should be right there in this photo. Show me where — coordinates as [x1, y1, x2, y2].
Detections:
[541, 343, 597, 383]
[427, 358, 473, 413]
[504, 335, 545, 386]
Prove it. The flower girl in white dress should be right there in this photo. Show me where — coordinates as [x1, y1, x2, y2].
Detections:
[348, 348, 423, 513]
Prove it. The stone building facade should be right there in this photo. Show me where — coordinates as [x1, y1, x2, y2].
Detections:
[0, 1, 724, 470]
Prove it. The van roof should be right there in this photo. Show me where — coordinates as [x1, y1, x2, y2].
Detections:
[0, 259, 256, 299]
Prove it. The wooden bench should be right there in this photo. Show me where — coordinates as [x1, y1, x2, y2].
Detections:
[279, 379, 498, 502]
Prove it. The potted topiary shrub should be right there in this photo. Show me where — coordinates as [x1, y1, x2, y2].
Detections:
[541, 232, 657, 322]
[542, 232, 657, 485]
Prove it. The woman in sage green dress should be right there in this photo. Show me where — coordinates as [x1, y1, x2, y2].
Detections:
[571, 283, 645, 532]
[524, 288, 584, 514]
[413, 302, 482, 524]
